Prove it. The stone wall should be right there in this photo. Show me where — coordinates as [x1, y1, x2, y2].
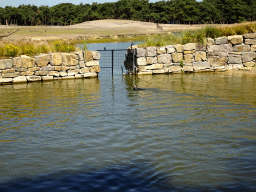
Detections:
[0, 50, 100, 84]
[125, 33, 256, 75]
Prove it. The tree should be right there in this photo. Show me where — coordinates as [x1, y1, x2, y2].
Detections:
[39, 6, 51, 25]
[0, 7, 6, 25]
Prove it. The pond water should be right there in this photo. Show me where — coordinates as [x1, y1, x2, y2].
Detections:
[0, 71, 256, 191]
[0, 42, 256, 191]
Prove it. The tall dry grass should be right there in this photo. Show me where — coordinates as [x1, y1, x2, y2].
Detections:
[139, 23, 256, 47]
[0, 40, 78, 59]
[217, 23, 256, 36]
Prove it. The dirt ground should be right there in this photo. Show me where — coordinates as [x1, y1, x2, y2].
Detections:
[0, 19, 253, 41]
[0, 19, 208, 41]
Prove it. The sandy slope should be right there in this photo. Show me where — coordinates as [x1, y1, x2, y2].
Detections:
[0, 19, 209, 41]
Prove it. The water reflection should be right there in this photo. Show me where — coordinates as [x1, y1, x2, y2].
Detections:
[130, 71, 256, 107]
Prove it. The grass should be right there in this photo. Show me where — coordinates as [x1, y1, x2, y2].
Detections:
[0, 40, 78, 59]
[139, 33, 182, 47]
[218, 23, 256, 36]
[139, 22, 256, 47]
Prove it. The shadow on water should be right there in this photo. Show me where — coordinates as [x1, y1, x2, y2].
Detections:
[0, 161, 172, 192]
[0, 160, 255, 192]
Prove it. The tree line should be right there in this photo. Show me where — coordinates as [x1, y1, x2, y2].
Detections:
[0, 0, 256, 26]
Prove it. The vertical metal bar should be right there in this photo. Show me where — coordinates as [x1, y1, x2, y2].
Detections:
[112, 50, 114, 76]
[132, 49, 135, 74]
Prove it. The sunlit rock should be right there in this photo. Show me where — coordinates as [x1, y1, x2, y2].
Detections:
[157, 54, 171, 64]
[35, 71, 48, 76]
[41, 76, 54, 81]
[184, 54, 194, 64]
[243, 33, 256, 39]
[244, 39, 256, 45]
[85, 60, 99, 67]
[137, 57, 147, 66]
[90, 65, 101, 73]
[169, 66, 182, 73]
[152, 64, 164, 69]
[242, 52, 256, 62]
[63, 53, 78, 66]
[157, 46, 166, 54]
[13, 76, 27, 83]
[166, 45, 176, 53]
[13, 57, 22, 68]
[182, 66, 194, 72]
[84, 50, 93, 62]
[48, 71, 60, 77]
[92, 51, 101, 60]
[215, 37, 228, 44]
[26, 76, 41, 81]
[228, 35, 243, 45]
[183, 43, 196, 51]
[195, 51, 207, 61]
[146, 57, 157, 64]
[80, 68, 90, 73]
[135, 48, 146, 57]
[233, 44, 250, 52]
[243, 62, 255, 67]
[251, 45, 256, 52]
[59, 72, 68, 77]
[193, 61, 211, 71]
[172, 53, 183, 63]
[174, 44, 183, 52]
[0, 78, 12, 83]
[228, 55, 242, 64]
[35, 54, 50, 67]
[0, 59, 12, 70]
[51, 53, 63, 66]
[21, 55, 35, 68]
[146, 47, 156, 56]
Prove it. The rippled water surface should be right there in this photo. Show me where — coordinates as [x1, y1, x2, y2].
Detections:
[0, 71, 256, 191]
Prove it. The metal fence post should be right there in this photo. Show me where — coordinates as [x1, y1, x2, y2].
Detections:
[112, 50, 114, 76]
[133, 49, 136, 75]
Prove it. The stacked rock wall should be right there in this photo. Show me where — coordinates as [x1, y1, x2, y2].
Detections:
[0, 50, 100, 84]
[125, 33, 256, 74]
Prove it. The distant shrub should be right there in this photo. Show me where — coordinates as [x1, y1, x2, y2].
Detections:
[139, 33, 182, 47]
[19, 43, 37, 56]
[182, 29, 205, 45]
[182, 31, 193, 44]
[80, 44, 87, 51]
[4, 44, 19, 57]
[54, 41, 76, 52]
[204, 26, 220, 38]
[233, 25, 248, 35]
[218, 27, 235, 36]
[0, 40, 83, 59]
[40, 45, 50, 53]
[194, 29, 205, 44]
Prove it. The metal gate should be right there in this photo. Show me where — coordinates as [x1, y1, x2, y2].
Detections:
[97, 47, 135, 76]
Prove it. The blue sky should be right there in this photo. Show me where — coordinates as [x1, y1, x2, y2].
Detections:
[0, 0, 202, 8]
